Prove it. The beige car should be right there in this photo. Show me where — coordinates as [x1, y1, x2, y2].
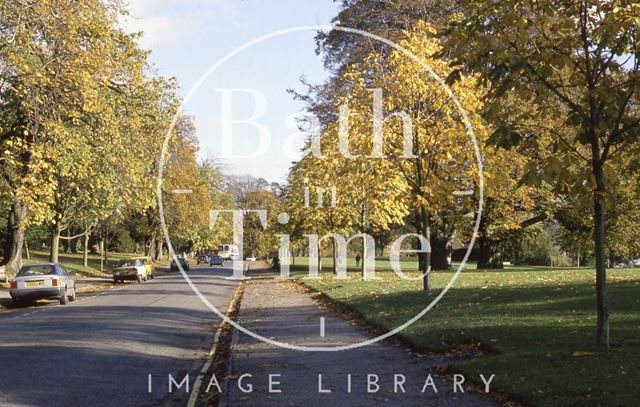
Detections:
[113, 257, 154, 283]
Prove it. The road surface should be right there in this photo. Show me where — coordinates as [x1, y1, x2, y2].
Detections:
[0, 265, 239, 407]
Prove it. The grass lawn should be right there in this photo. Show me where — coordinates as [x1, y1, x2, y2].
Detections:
[291, 255, 424, 271]
[22, 249, 168, 278]
[294, 263, 640, 406]
[290, 255, 591, 272]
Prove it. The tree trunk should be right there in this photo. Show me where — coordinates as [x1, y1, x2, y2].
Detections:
[90, 234, 100, 254]
[70, 231, 79, 253]
[62, 228, 70, 253]
[146, 235, 154, 259]
[2, 200, 28, 277]
[332, 239, 337, 273]
[99, 239, 104, 272]
[50, 226, 61, 263]
[430, 236, 451, 270]
[593, 160, 609, 349]
[420, 206, 431, 291]
[361, 234, 366, 277]
[104, 237, 109, 263]
[155, 237, 162, 261]
[83, 233, 89, 267]
[24, 239, 30, 260]
[477, 236, 504, 269]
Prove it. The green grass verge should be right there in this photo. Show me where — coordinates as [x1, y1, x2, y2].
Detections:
[294, 264, 640, 406]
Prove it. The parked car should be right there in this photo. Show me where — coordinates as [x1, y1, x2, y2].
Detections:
[629, 259, 640, 267]
[209, 255, 224, 266]
[10, 262, 76, 305]
[170, 257, 190, 272]
[113, 257, 152, 283]
[196, 254, 209, 265]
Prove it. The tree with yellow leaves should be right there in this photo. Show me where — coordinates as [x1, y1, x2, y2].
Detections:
[322, 22, 485, 288]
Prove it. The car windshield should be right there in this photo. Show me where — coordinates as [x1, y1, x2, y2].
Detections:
[18, 265, 55, 276]
[117, 259, 141, 267]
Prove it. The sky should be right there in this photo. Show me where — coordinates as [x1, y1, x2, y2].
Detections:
[123, 0, 342, 183]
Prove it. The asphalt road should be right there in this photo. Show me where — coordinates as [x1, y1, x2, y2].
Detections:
[0, 265, 239, 407]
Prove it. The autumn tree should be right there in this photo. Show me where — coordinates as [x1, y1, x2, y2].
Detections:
[195, 157, 234, 252]
[314, 22, 486, 288]
[159, 115, 211, 255]
[445, 0, 640, 348]
[286, 124, 408, 275]
[0, 0, 140, 273]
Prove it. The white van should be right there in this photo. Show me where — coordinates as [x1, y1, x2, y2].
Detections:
[218, 244, 240, 260]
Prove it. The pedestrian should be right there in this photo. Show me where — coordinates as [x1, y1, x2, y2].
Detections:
[355, 253, 361, 267]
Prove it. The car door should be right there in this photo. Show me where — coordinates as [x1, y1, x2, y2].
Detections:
[65, 266, 75, 292]
[55, 265, 69, 291]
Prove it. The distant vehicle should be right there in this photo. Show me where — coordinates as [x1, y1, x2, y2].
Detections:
[196, 254, 209, 265]
[614, 262, 628, 268]
[218, 244, 240, 260]
[209, 255, 224, 266]
[630, 259, 640, 267]
[113, 257, 152, 283]
[10, 262, 76, 305]
[170, 258, 190, 272]
[246, 256, 256, 262]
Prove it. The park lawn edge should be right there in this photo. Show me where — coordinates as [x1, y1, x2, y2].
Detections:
[288, 278, 527, 407]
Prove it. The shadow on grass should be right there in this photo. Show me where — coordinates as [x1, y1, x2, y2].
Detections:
[301, 275, 640, 406]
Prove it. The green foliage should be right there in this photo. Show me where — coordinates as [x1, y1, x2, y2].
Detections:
[445, 0, 640, 346]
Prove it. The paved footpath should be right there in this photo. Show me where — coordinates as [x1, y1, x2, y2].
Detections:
[220, 269, 498, 407]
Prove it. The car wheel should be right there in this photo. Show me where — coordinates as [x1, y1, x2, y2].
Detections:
[69, 285, 77, 301]
[60, 288, 69, 305]
[12, 297, 23, 307]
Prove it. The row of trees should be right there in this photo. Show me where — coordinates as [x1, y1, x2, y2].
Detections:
[0, 0, 228, 274]
[284, 0, 640, 349]
[286, 18, 546, 288]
